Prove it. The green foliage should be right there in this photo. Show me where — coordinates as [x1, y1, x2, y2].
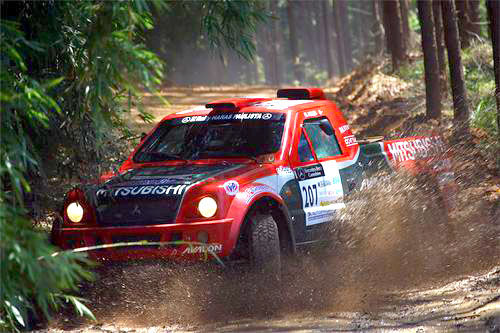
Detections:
[463, 43, 497, 138]
[1, 1, 268, 329]
[40, 0, 166, 161]
[0, 205, 94, 329]
[202, 0, 268, 61]
[0, 20, 94, 330]
[397, 58, 425, 82]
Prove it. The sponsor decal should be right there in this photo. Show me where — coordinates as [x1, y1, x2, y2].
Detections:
[304, 110, 324, 118]
[317, 179, 332, 188]
[294, 164, 325, 180]
[276, 166, 294, 176]
[304, 110, 323, 118]
[307, 210, 334, 222]
[131, 204, 142, 216]
[241, 185, 273, 204]
[344, 135, 357, 146]
[339, 124, 350, 134]
[181, 113, 275, 123]
[118, 178, 185, 186]
[387, 136, 444, 163]
[96, 184, 187, 198]
[182, 115, 208, 123]
[223, 180, 239, 196]
[182, 243, 223, 255]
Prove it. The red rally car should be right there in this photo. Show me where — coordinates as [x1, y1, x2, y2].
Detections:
[51, 88, 455, 274]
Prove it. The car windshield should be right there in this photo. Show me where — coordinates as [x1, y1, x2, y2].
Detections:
[134, 112, 286, 163]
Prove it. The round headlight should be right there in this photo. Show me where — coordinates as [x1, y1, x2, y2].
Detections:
[198, 197, 217, 218]
[67, 202, 84, 223]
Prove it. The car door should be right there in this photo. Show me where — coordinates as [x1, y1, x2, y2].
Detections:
[286, 113, 345, 243]
[301, 116, 345, 217]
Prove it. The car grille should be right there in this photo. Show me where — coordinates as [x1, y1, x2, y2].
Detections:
[97, 198, 180, 226]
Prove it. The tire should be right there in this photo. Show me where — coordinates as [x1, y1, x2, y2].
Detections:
[249, 214, 281, 281]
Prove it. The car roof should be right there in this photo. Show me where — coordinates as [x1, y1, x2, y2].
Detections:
[164, 97, 331, 122]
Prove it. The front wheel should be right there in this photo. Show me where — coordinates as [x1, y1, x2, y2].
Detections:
[249, 214, 281, 281]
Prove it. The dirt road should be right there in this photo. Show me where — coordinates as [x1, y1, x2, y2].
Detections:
[43, 86, 499, 333]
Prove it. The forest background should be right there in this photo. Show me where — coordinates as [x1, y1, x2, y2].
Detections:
[1, 0, 499, 330]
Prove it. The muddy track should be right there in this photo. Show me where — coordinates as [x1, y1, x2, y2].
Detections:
[42, 86, 499, 333]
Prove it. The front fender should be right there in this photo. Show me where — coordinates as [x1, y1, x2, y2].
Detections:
[225, 183, 293, 254]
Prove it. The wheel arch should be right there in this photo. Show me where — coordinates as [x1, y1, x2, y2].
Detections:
[240, 196, 296, 256]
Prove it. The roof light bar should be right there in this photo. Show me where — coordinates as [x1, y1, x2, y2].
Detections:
[277, 88, 326, 100]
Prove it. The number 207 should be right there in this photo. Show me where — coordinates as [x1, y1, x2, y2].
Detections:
[302, 184, 318, 208]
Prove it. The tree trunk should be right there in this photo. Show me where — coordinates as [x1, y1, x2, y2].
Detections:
[322, 0, 334, 80]
[417, 0, 442, 119]
[314, 0, 327, 70]
[441, 0, 469, 133]
[256, 21, 272, 85]
[270, 0, 280, 86]
[299, 1, 315, 66]
[382, 0, 406, 71]
[486, 0, 500, 137]
[287, 0, 304, 82]
[372, 0, 385, 56]
[455, 0, 471, 49]
[333, 0, 346, 75]
[467, 0, 481, 43]
[337, 0, 353, 71]
[432, 0, 448, 95]
[353, 0, 364, 63]
[399, 0, 410, 54]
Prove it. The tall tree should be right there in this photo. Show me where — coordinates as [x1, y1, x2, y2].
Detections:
[432, 0, 448, 94]
[256, 20, 272, 85]
[287, 0, 304, 82]
[455, 0, 476, 49]
[337, 0, 353, 70]
[269, 0, 280, 86]
[371, 0, 385, 56]
[441, 0, 469, 133]
[322, 0, 334, 79]
[333, 0, 346, 75]
[417, 0, 442, 119]
[400, 0, 410, 54]
[486, 0, 500, 136]
[467, 0, 481, 41]
[313, 0, 326, 70]
[382, 0, 406, 71]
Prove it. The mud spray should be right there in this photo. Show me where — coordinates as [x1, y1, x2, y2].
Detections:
[55, 144, 499, 330]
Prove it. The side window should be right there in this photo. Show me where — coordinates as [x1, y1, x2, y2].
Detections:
[303, 117, 342, 159]
[298, 132, 314, 162]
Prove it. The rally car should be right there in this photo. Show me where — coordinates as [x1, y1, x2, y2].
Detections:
[51, 88, 454, 276]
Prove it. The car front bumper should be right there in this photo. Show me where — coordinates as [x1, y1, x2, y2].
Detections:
[53, 218, 234, 261]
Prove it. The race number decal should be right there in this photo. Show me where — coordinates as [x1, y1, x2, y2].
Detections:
[294, 162, 344, 226]
[302, 184, 318, 207]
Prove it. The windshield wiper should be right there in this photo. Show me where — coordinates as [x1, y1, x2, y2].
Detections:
[140, 151, 188, 163]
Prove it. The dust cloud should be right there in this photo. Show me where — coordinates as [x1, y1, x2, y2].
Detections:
[54, 144, 499, 330]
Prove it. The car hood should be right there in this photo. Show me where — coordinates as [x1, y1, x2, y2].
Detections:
[94, 163, 246, 200]
[88, 163, 249, 226]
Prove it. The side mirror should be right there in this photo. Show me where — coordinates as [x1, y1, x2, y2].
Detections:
[319, 118, 334, 136]
[140, 132, 148, 141]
